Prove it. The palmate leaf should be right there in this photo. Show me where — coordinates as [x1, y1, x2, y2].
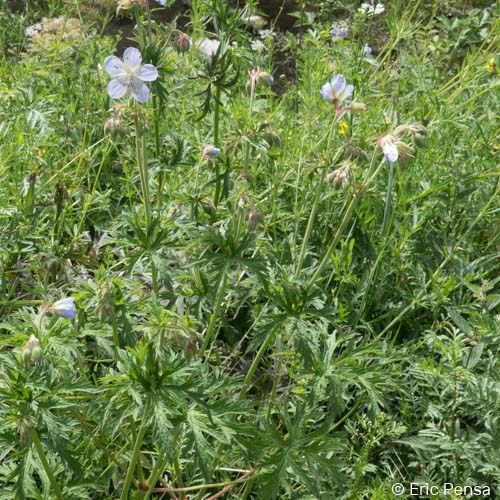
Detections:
[251, 402, 346, 499]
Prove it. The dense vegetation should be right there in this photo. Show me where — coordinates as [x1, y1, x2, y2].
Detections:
[0, 0, 498, 498]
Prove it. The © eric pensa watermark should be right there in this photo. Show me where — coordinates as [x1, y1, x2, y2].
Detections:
[391, 482, 492, 497]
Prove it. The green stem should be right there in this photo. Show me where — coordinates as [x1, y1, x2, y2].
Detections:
[31, 430, 64, 500]
[110, 306, 120, 356]
[242, 79, 255, 173]
[141, 450, 168, 500]
[134, 116, 152, 229]
[173, 452, 186, 500]
[381, 162, 395, 235]
[308, 155, 385, 289]
[198, 263, 230, 359]
[135, 116, 159, 295]
[120, 396, 151, 499]
[239, 324, 279, 400]
[295, 115, 340, 276]
[213, 86, 222, 206]
[153, 93, 163, 204]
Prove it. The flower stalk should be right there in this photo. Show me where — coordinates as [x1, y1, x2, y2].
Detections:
[381, 162, 395, 235]
[295, 114, 342, 276]
[198, 262, 230, 359]
[120, 396, 151, 499]
[213, 86, 222, 206]
[31, 430, 64, 500]
[308, 152, 384, 289]
[134, 115, 152, 230]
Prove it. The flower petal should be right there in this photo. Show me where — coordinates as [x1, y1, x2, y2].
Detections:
[383, 143, 399, 164]
[54, 298, 74, 307]
[51, 297, 76, 319]
[136, 64, 158, 82]
[107, 78, 128, 99]
[104, 55, 125, 76]
[130, 80, 150, 103]
[320, 82, 333, 102]
[123, 47, 142, 69]
[339, 84, 354, 101]
[330, 74, 346, 97]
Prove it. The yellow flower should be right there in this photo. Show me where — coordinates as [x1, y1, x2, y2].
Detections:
[486, 57, 495, 74]
[338, 120, 349, 137]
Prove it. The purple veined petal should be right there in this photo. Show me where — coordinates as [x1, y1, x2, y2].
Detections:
[341, 84, 354, 101]
[51, 297, 76, 319]
[320, 82, 333, 102]
[54, 297, 74, 307]
[104, 55, 125, 76]
[57, 308, 77, 319]
[123, 47, 142, 69]
[107, 78, 129, 99]
[137, 64, 159, 82]
[383, 143, 399, 164]
[330, 74, 346, 97]
[130, 80, 150, 103]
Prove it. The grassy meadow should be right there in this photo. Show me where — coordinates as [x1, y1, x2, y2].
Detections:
[0, 0, 499, 498]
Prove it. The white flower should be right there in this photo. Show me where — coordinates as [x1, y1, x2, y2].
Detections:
[156, 0, 167, 5]
[104, 47, 158, 104]
[363, 44, 373, 57]
[320, 74, 354, 105]
[382, 143, 398, 164]
[251, 39, 266, 52]
[244, 14, 266, 30]
[358, 2, 384, 15]
[358, 3, 373, 15]
[196, 38, 221, 56]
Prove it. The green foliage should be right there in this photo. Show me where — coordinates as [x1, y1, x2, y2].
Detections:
[0, 0, 498, 498]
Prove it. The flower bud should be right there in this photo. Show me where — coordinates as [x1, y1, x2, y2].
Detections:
[97, 281, 114, 320]
[345, 142, 369, 161]
[117, 0, 134, 14]
[412, 132, 427, 148]
[201, 198, 216, 218]
[202, 146, 221, 166]
[22, 345, 31, 365]
[247, 209, 263, 230]
[104, 117, 127, 137]
[238, 170, 255, 183]
[247, 68, 274, 91]
[327, 162, 352, 190]
[350, 102, 367, 113]
[237, 196, 246, 210]
[172, 29, 190, 53]
[22, 335, 42, 365]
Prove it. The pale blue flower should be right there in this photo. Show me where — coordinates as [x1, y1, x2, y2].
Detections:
[203, 146, 221, 158]
[330, 25, 349, 40]
[48, 297, 77, 319]
[320, 74, 354, 106]
[382, 143, 399, 164]
[104, 47, 158, 104]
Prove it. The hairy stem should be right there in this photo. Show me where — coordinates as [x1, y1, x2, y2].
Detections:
[120, 396, 151, 499]
[31, 430, 64, 500]
[295, 114, 340, 276]
[198, 262, 230, 359]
